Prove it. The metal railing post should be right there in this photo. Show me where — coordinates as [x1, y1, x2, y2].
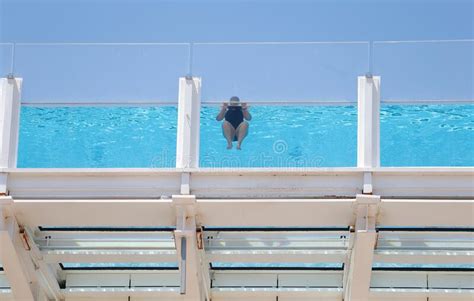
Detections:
[0, 77, 22, 169]
[357, 75, 381, 168]
[176, 77, 201, 169]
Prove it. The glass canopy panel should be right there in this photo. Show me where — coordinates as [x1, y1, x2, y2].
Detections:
[377, 231, 474, 251]
[34, 230, 176, 250]
[371, 264, 474, 291]
[373, 263, 474, 270]
[204, 230, 349, 250]
[211, 265, 344, 289]
[204, 230, 348, 271]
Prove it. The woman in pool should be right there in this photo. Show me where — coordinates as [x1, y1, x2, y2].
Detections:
[216, 96, 252, 150]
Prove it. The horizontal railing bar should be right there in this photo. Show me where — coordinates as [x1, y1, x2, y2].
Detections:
[373, 39, 474, 44]
[13, 42, 191, 46]
[202, 100, 355, 106]
[4, 166, 474, 173]
[19, 99, 474, 107]
[2, 39, 471, 47]
[381, 99, 474, 105]
[20, 101, 178, 107]
[193, 41, 369, 45]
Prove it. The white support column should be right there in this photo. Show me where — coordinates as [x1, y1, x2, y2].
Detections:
[0, 197, 35, 301]
[343, 194, 380, 301]
[173, 195, 209, 301]
[176, 77, 201, 169]
[357, 75, 380, 168]
[0, 78, 22, 195]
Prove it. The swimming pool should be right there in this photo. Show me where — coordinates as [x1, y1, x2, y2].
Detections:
[18, 104, 474, 168]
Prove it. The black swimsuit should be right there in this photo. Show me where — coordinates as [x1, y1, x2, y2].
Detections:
[225, 106, 244, 129]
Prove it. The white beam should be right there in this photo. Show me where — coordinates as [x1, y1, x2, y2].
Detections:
[344, 194, 380, 301]
[8, 198, 473, 229]
[196, 199, 355, 227]
[6, 169, 182, 198]
[379, 199, 474, 227]
[357, 75, 380, 168]
[4, 167, 473, 199]
[176, 77, 201, 169]
[0, 198, 35, 301]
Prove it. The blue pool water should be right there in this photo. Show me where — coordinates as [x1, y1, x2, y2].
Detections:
[18, 105, 474, 168]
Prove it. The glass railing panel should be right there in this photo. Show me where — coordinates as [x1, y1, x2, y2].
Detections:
[373, 40, 473, 102]
[0, 43, 13, 77]
[193, 42, 369, 102]
[374, 41, 474, 166]
[200, 104, 357, 167]
[14, 44, 187, 168]
[195, 42, 366, 168]
[14, 43, 189, 103]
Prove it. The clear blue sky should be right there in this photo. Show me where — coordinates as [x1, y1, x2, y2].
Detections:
[0, 0, 473, 103]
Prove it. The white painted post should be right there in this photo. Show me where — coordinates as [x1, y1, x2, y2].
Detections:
[0, 78, 22, 169]
[357, 75, 380, 168]
[176, 77, 201, 169]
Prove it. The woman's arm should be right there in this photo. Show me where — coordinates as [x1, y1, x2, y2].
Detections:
[216, 103, 228, 121]
[242, 103, 252, 121]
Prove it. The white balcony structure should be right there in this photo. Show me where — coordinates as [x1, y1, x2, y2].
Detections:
[0, 69, 473, 301]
